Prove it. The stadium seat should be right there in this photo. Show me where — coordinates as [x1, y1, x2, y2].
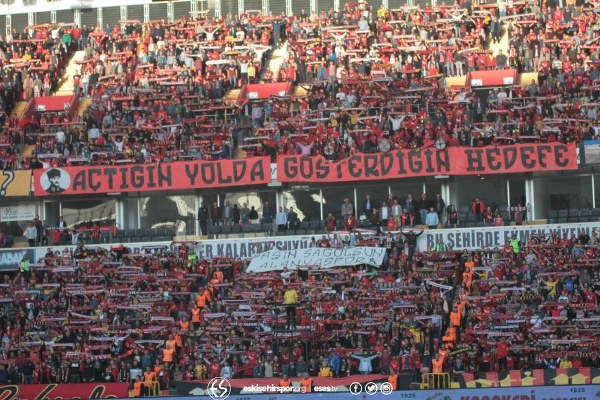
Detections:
[546, 209, 558, 223]
[144, 229, 156, 237]
[100, 232, 110, 243]
[568, 209, 580, 223]
[2, 236, 13, 248]
[557, 209, 569, 223]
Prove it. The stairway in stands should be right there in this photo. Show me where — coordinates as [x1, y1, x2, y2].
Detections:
[76, 97, 92, 117]
[55, 50, 86, 96]
[8, 101, 36, 157]
[489, 29, 510, 57]
[265, 42, 289, 81]
[222, 42, 288, 102]
[9, 101, 27, 120]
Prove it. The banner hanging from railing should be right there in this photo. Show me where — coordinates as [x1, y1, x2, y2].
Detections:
[24, 222, 600, 265]
[277, 143, 577, 183]
[0, 382, 129, 400]
[32, 157, 271, 196]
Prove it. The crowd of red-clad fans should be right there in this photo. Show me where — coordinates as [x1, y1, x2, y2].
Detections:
[0, 23, 75, 166]
[1, 227, 598, 392]
[0, 0, 598, 169]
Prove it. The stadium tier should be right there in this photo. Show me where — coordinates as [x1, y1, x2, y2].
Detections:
[0, 0, 597, 398]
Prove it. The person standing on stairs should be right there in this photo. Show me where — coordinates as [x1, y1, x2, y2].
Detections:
[283, 285, 298, 330]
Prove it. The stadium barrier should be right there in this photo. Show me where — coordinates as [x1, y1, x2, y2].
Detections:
[0, 221, 593, 270]
[422, 372, 451, 389]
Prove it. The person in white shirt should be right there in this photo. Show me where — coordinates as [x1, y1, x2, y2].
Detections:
[114, 137, 124, 152]
[392, 199, 402, 218]
[276, 207, 287, 232]
[220, 362, 233, 379]
[280, 267, 293, 283]
[89, 125, 100, 142]
[381, 202, 390, 224]
[358, 17, 369, 31]
[56, 130, 65, 154]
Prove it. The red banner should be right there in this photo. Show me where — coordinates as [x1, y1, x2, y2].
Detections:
[33, 157, 271, 196]
[277, 143, 577, 183]
[0, 383, 129, 400]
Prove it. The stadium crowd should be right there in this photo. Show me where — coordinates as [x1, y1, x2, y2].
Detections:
[0, 0, 598, 168]
[0, 23, 75, 165]
[0, 0, 598, 393]
[0, 228, 597, 393]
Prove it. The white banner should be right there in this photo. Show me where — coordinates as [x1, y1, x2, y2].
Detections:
[0, 203, 36, 222]
[35, 237, 315, 261]
[247, 247, 387, 273]
[418, 222, 600, 251]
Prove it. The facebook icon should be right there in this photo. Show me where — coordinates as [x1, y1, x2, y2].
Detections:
[350, 382, 362, 395]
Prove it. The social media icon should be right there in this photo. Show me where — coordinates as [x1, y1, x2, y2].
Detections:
[349, 382, 362, 395]
[365, 382, 377, 395]
[380, 382, 393, 395]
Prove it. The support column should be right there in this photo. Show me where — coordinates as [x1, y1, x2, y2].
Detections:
[74, 9, 81, 28]
[115, 197, 125, 233]
[38, 199, 45, 221]
[167, 2, 174, 23]
[262, 0, 269, 17]
[190, 0, 197, 19]
[238, 0, 244, 16]
[28, 12, 34, 28]
[310, 0, 317, 15]
[592, 175, 596, 209]
[5, 14, 11, 37]
[50, 10, 57, 24]
[506, 178, 511, 212]
[319, 188, 324, 221]
[525, 177, 536, 221]
[333, 0, 340, 11]
[215, 0, 222, 19]
[120, 5, 127, 29]
[97, 8, 103, 28]
[275, 189, 282, 211]
[136, 197, 142, 229]
[447, 179, 459, 210]
[285, 0, 292, 16]
[441, 183, 450, 208]
[382, 0, 388, 9]
[195, 193, 202, 236]
[353, 187, 358, 217]
[143, 4, 150, 23]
